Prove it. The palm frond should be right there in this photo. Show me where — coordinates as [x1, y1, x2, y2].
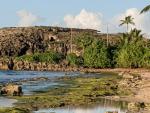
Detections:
[119, 22, 124, 26]
[140, 5, 150, 14]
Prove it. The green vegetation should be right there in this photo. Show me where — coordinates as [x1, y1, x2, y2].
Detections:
[119, 16, 135, 32]
[16, 51, 64, 64]
[0, 108, 30, 113]
[66, 53, 83, 66]
[15, 27, 150, 69]
[116, 29, 150, 68]
[141, 5, 150, 13]
[83, 39, 110, 68]
[75, 33, 93, 52]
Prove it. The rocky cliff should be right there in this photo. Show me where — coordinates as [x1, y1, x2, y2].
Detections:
[0, 26, 119, 57]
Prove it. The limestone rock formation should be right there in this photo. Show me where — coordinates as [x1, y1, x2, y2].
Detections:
[0, 26, 119, 57]
[0, 84, 23, 96]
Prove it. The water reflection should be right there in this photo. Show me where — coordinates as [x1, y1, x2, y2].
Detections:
[0, 97, 17, 107]
[22, 80, 63, 95]
[34, 99, 128, 113]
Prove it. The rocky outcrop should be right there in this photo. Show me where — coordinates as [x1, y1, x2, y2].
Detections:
[118, 72, 142, 89]
[0, 84, 23, 96]
[0, 26, 91, 56]
[0, 26, 120, 57]
[127, 102, 150, 112]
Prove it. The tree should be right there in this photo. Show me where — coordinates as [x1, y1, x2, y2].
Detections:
[75, 33, 93, 54]
[83, 40, 110, 68]
[66, 53, 83, 66]
[141, 5, 150, 14]
[119, 16, 135, 32]
[116, 28, 148, 68]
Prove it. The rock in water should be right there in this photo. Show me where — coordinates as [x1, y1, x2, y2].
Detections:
[0, 84, 23, 96]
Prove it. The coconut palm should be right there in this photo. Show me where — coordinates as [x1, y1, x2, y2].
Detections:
[140, 5, 150, 14]
[119, 28, 144, 48]
[119, 16, 135, 32]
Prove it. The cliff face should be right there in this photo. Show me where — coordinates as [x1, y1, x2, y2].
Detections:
[0, 26, 119, 57]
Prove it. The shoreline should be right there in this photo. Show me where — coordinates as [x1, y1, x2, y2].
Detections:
[1, 68, 150, 112]
[0, 66, 150, 73]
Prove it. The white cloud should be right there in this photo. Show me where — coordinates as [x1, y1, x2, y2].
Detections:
[17, 10, 43, 27]
[108, 8, 150, 36]
[64, 9, 103, 30]
[63, 8, 150, 37]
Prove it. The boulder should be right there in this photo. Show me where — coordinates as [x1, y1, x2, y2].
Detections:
[127, 102, 142, 111]
[0, 84, 23, 96]
[122, 73, 134, 79]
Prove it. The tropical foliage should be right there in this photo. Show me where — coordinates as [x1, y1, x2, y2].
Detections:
[16, 51, 64, 64]
[120, 16, 135, 32]
[83, 39, 111, 68]
[66, 53, 83, 66]
[116, 29, 150, 68]
[141, 5, 150, 13]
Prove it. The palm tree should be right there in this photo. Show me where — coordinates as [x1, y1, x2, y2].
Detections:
[140, 5, 150, 14]
[119, 16, 135, 32]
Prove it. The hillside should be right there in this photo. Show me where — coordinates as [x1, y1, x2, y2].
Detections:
[0, 26, 120, 57]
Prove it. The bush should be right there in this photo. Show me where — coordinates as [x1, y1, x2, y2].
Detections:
[115, 29, 149, 68]
[66, 53, 83, 66]
[16, 51, 64, 64]
[83, 40, 111, 68]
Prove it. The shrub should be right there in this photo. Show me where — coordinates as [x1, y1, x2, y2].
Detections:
[83, 40, 111, 68]
[16, 51, 64, 64]
[66, 53, 83, 66]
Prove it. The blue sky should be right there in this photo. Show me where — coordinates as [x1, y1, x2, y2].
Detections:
[0, 0, 149, 34]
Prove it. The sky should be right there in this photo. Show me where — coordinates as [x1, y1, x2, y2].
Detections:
[0, 0, 150, 35]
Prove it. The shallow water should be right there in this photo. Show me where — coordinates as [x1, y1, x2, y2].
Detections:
[0, 70, 128, 113]
[0, 97, 17, 107]
[34, 107, 125, 113]
[0, 70, 112, 95]
[0, 70, 78, 95]
[0, 70, 70, 83]
[34, 98, 128, 113]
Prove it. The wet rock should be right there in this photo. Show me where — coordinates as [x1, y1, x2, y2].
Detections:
[105, 111, 118, 113]
[122, 73, 134, 79]
[128, 102, 140, 111]
[31, 77, 49, 81]
[144, 103, 150, 111]
[0, 84, 23, 96]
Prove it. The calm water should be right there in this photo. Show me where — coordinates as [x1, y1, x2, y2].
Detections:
[34, 98, 128, 113]
[0, 71, 128, 112]
[0, 70, 79, 95]
[0, 97, 17, 107]
[34, 106, 126, 113]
